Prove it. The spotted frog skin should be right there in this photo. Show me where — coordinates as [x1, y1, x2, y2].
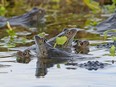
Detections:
[34, 35, 72, 58]
[73, 40, 90, 54]
[34, 35, 96, 60]
[48, 28, 78, 49]
[16, 28, 78, 59]
[16, 49, 31, 63]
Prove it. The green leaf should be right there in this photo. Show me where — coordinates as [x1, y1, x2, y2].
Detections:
[83, 0, 101, 13]
[6, 21, 16, 38]
[52, 0, 60, 3]
[38, 32, 48, 37]
[7, 42, 16, 48]
[54, 36, 67, 48]
[112, 36, 116, 41]
[6, 29, 16, 37]
[110, 45, 116, 56]
[0, 6, 6, 16]
[103, 31, 108, 40]
[56, 36, 67, 45]
[112, 0, 116, 4]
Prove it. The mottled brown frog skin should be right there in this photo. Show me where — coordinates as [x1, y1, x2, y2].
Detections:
[74, 40, 90, 54]
[27, 28, 78, 50]
[34, 35, 96, 60]
[63, 28, 78, 48]
[16, 49, 31, 63]
[48, 28, 78, 52]
[34, 35, 72, 58]
[34, 35, 49, 58]
[16, 28, 78, 58]
[48, 28, 77, 48]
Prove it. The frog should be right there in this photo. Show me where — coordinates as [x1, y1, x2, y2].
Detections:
[73, 40, 90, 54]
[0, 7, 45, 32]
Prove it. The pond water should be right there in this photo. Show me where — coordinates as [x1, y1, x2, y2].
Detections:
[0, 7, 115, 87]
[0, 41, 116, 87]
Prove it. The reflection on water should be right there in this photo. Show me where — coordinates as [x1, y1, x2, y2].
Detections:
[0, 51, 116, 87]
[35, 57, 68, 77]
[35, 57, 112, 77]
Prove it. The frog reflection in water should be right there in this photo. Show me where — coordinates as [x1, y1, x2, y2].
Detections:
[36, 59, 110, 77]
[35, 57, 110, 77]
[35, 58, 67, 77]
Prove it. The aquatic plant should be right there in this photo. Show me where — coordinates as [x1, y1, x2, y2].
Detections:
[5, 22, 17, 47]
[103, 31, 108, 40]
[4, 22, 28, 47]
[0, 0, 7, 16]
[110, 45, 116, 56]
[57, 64, 61, 68]
[103, 0, 116, 13]
[38, 32, 49, 38]
[83, 0, 101, 13]
[6, 22, 17, 40]
[103, 29, 116, 40]
[54, 36, 67, 48]
[84, 17, 100, 28]
[112, 36, 116, 42]
[0, 6, 6, 16]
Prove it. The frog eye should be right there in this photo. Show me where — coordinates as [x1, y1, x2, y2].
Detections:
[41, 38, 45, 42]
[80, 42, 83, 46]
[23, 52, 27, 56]
[44, 39, 47, 42]
[83, 41, 89, 46]
[66, 31, 71, 35]
[63, 28, 67, 31]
